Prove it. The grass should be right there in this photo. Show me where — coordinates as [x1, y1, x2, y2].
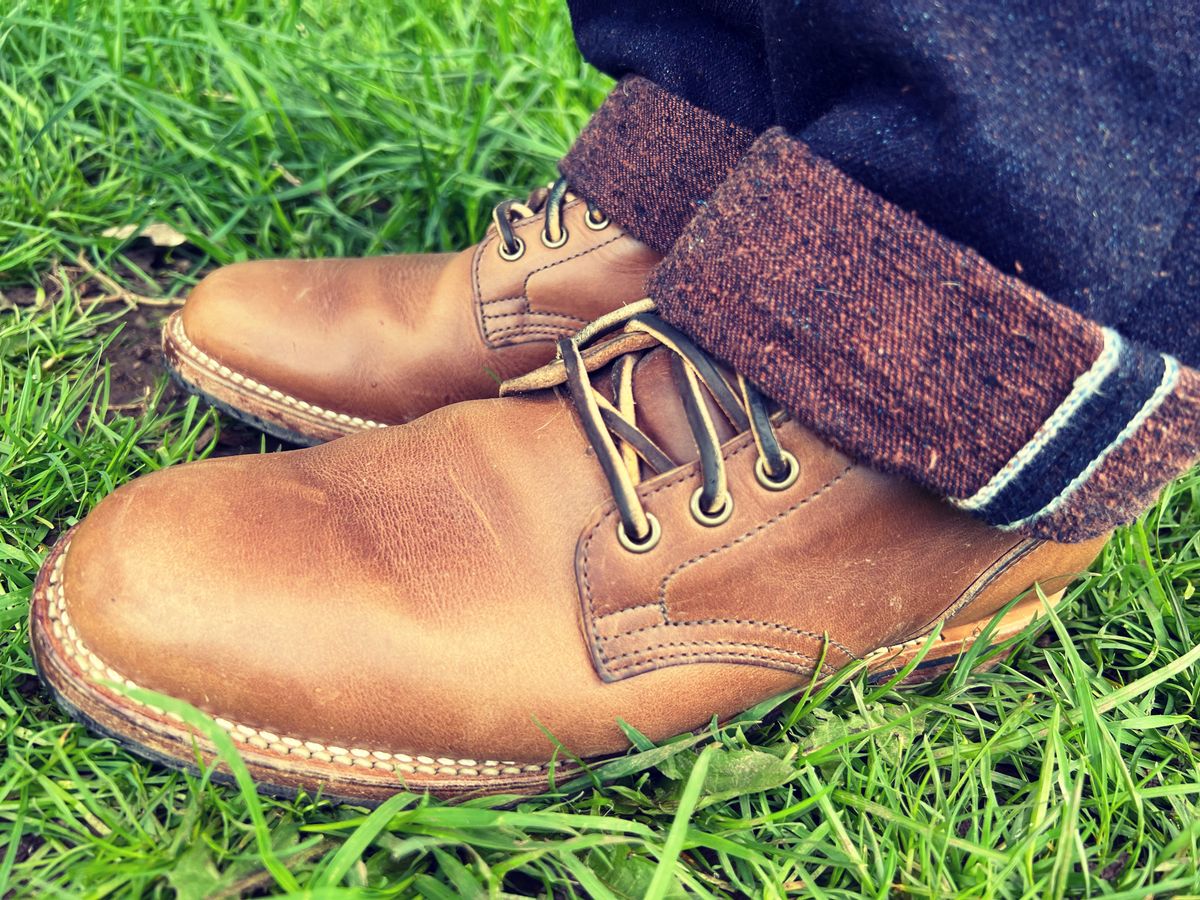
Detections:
[2, 1, 1200, 896]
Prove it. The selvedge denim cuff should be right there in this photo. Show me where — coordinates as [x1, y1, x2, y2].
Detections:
[559, 76, 756, 255]
[648, 129, 1200, 542]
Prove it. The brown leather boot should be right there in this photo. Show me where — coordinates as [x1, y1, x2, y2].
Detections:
[163, 179, 660, 443]
[35, 303, 1105, 803]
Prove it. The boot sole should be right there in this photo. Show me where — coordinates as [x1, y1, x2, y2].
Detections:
[161, 311, 384, 446]
[29, 530, 1065, 804]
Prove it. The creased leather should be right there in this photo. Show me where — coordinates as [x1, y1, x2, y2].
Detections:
[59, 348, 1105, 764]
[180, 201, 660, 424]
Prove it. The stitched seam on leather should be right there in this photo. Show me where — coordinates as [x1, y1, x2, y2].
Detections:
[597, 616, 852, 646]
[608, 649, 819, 669]
[168, 315, 386, 431]
[902, 539, 1042, 642]
[517, 233, 626, 299]
[606, 639, 823, 663]
[477, 199, 624, 297]
[649, 464, 855, 644]
[483, 310, 592, 324]
[860, 577, 1066, 663]
[480, 232, 632, 351]
[581, 434, 760, 665]
[478, 232, 629, 310]
[473, 196, 619, 307]
[488, 326, 580, 341]
[490, 323, 582, 334]
[581, 433, 858, 669]
[43, 542, 549, 779]
[587, 462, 855, 657]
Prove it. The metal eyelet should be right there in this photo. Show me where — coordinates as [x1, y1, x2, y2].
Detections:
[754, 451, 800, 492]
[690, 487, 734, 527]
[585, 210, 610, 231]
[541, 227, 569, 249]
[497, 237, 525, 261]
[617, 513, 661, 553]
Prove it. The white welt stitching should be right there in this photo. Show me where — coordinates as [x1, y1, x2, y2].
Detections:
[167, 314, 387, 432]
[1001, 353, 1182, 531]
[44, 543, 547, 779]
[953, 327, 1123, 512]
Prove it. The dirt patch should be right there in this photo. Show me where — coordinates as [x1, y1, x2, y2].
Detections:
[105, 307, 179, 408]
[1, 239, 195, 311]
[5, 240, 296, 457]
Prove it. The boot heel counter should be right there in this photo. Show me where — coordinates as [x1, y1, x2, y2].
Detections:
[943, 534, 1109, 628]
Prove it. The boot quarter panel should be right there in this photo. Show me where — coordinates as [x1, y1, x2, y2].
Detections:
[473, 199, 657, 348]
[577, 422, 1026, 682]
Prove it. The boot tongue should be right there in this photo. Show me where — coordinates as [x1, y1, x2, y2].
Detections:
[626, 348, 739, 466]
[499, 322, 744, 466]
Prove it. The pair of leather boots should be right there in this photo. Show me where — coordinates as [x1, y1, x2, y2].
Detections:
[30, 179, 1104, 802]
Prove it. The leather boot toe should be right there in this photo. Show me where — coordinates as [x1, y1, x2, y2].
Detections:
[165, 182, 661, 444]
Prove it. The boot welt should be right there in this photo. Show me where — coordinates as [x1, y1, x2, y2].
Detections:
[29, 529, 1065, 804]
[161, 311, 383, 446]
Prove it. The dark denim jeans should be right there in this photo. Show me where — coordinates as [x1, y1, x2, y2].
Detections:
[568, 0, 1200, 366]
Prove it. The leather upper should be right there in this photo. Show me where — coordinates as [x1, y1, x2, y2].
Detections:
[180, 197, 661, 424]
[58, 335, 1105, 765]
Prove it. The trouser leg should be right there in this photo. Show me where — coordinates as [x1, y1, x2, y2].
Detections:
[560, 1, 1200, 540]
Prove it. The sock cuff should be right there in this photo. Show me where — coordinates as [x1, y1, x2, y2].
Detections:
[559, 76, 757, 255]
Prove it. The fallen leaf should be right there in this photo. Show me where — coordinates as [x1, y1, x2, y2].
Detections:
[101, 221, 189, 247]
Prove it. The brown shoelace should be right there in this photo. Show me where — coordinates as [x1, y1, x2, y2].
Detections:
[490, 177, 609, 260]
[503, 301, 800, 552]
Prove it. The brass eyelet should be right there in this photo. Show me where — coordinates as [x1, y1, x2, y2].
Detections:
[690, 487, 734, 527]
[755, 451, 800, 492]
[617, 513, 661, 553]
[585, 210, 610, 231]
[541, 227, 569, 249]
[497, 237, 526, 261]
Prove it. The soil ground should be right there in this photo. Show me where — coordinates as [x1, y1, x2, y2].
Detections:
[3, 239, 295, 456]
[104, 306, 295, 457]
